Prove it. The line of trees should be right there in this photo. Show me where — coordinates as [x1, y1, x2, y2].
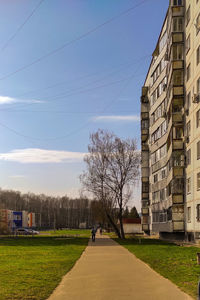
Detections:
[0, 188, 140, 232]
[0, 189, 96, 229]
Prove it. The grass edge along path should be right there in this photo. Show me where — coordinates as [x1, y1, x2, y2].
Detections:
[114, 236, 199, 299]
[0, 230, 90, 300]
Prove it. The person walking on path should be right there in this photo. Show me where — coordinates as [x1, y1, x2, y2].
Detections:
[91, 227, 96, 242]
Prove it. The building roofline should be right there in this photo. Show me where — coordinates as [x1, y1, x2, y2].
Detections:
[143, 6, 169, 86]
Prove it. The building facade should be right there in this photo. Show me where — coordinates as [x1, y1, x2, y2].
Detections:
[140, 0, 200, 241]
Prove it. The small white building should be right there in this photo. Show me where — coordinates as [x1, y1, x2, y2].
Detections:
[122, 218, 143, 234]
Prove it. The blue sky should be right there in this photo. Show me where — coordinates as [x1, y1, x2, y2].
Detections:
[0, 0, 169, 209]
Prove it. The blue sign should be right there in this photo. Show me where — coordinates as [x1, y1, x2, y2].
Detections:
[13, 211, 22, 228]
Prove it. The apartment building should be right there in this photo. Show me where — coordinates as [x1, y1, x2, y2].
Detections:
[185, 0, 200, 241]
[141, 0, 187, 240]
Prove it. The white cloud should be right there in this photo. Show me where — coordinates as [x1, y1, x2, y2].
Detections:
[92, 115, 140, 122]
[0, 148, 86, 164]
[0, 96, 43, 105]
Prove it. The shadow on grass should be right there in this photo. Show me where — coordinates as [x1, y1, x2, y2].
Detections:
[0, 236, 90, 247]
[0, 235, 189, 248]
[114, 237, 177, 247]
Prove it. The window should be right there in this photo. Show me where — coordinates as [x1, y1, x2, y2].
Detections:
[186, 64, 191, 81]
[197, 77, 200, 94]
[173, 70, 183, 85]
[142, 182, 149, 193]
[154, 174, 158, 183]
[173, 0, 182, 5]
[186, 121, 191, 137]
[197, 141, 200, 159]
[173, 44, 183, 60]
[141, 120, 149, 130]
[187, 177, 191, 194]
[151, 121, 167, 144]
[186, 149, 191, 165]
[196, 14, 200, 35]
[152, 191, 159, 204]
[197, 204, 200, 221]
[176, 127, 183, 139]
[186, 35, 190, 54]
[186, 92, 191, 110]
[159, 31, 167, 53]
[161, 167, 166, 179]
[186, 6, 191, 26]
[160, 189, 165, 201]
[173, 17, 183, 32]
[198, 173, 200, 190]
[187, 207, 191, 222]
[197, 110, 200, 128]
[197, 46, 200, 65]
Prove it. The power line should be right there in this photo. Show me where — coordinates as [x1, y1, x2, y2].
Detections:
[1, 54, 150, 112]
[1, 0, 45, 52]
[15, 54, 150, 99]
[0, 72, 145, 114]
[0, 0, 150, 81]
[0, 61, 145, 142]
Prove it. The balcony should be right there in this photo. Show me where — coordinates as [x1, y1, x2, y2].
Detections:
[141, 95, 148, 103]
[141, 130, 149, 142]
[142, 215, 150, 225]
[173, 86, 184, 96]
[172, 112, 183, 123]
[141, 168, 149, 177]
[171, 178, 184, 194]
[142, 224, 149, 231]
[172, 32, 184, 43]
[172, 60, 184, 70]
[172, 140, 183, 150]
[142, 208, 149, 215]
[141, 143, 149, 151]
[173, 166, 184, 176]
[172, 194, 184, 204]
[171, 6, 184, 17]
[173, 221, 184, 231]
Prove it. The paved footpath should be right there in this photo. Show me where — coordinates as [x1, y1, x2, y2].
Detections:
[48, 234, 193, 300]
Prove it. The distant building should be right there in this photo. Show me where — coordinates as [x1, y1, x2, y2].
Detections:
[0, 209, 12, 233]
[79, 222, 87, 229]
[122, 218, 143, 234]
[12, 211, 29, 229]
[28, 213, 36, 228]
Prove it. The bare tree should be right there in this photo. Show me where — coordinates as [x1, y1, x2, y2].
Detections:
[80, 129, 140, 239]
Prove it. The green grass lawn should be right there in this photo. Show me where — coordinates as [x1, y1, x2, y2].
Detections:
[0, 230, 90, 300]
[41, 229, 91, 236]
[115, 236, 199, 299]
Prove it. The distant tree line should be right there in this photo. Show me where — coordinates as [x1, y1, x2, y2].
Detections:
[0, 188, 140, 231]
[0, 189, 95, 229]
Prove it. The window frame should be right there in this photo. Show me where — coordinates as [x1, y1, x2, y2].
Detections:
[187, 207, 191, 223]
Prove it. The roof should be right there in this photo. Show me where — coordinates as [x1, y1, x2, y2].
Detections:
[122, 218, 141, 224]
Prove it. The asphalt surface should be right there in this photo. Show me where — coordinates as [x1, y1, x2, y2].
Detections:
[48, 234, 193, 300]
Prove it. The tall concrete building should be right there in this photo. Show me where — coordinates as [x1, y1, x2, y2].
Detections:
[141, 0, 200, 241]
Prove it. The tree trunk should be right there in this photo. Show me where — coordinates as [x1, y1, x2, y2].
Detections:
[105, 211, 121, 238]
[119, 203, 125, 239]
